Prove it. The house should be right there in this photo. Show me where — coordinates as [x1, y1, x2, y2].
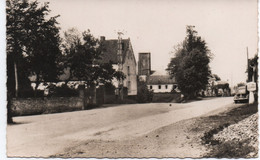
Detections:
[146, 75, 177, 93]
[138, 52, 177, 93]
[29, 36, 138, 97]
[100, 36, 137, 96]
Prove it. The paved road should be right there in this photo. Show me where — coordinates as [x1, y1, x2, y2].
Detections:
[7, 97, 235, 157]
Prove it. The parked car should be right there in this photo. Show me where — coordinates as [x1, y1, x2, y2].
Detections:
[234, 85, 249, 103]
[234, 93, 249, 103]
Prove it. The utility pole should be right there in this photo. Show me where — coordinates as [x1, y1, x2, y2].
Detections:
[117, 31, 124, 101]
[247, 47, 249, 82]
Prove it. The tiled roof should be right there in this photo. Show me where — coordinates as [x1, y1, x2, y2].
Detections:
[147, 75, 176, 85]
[100, 39, 130, 64]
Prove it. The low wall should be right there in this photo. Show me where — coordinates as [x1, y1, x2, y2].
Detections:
[11, 97, 83, 116]
[152, 93, 181, 103]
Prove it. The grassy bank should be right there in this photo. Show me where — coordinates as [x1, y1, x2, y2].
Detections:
[199, 103, 258, 158]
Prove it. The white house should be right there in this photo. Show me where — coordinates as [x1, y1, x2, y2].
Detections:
[146, 75, 177, 93]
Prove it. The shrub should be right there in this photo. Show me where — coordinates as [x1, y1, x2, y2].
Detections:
[137, 81, 153, 103]
[50, 84, 78, 97]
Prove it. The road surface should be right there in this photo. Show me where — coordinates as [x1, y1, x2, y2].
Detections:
[7, 97, 236, 157]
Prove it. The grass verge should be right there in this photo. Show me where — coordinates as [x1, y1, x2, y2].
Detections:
[199, 103, 258, 158]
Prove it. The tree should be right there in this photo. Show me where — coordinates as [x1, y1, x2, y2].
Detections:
[167, 26, 212, 99]
[7, 0, 61, 93]
[248, 54, 258, 83]
[63, 29, 123, 85]
[137, 81, 153, 103]
[62, 29, 125, 104]
[6, 0, 61, 123]
[212, 74, 221, 81]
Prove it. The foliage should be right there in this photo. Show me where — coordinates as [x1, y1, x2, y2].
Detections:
[62, 28, 125, 87]
[247, 54, 258, 83]
[6, 0, 61, 92]
[167, 26, 211, 99]
[212, 74, 221, 81]
[137, 81, 153, 103]
[104, 82, 116, 95]
[49, 84, 78, 97]
[6, 0, 61, 123]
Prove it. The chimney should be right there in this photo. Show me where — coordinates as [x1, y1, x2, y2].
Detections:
[100, 36, 105, 41]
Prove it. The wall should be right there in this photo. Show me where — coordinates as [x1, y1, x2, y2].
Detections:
[122, 45, 137, 95]
[11, 97, 83, 116]
[147, 84, 175, 93]
[152, 93, 181, 103]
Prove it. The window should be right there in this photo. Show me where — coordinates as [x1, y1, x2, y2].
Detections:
[127, 66, 130, 76]
[158, 85, 161, 89]
[127, 81, 131, 93]
[165, 85, 168, 89]
[150, 85, 153, 89]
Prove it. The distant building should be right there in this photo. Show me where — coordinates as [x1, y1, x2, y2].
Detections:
[138, 52, 151, 76]
[100, 36, 137, 96]
[138, 52, 152, 82]
[146, 75, 177, 93]
[137, 52, 176, 93]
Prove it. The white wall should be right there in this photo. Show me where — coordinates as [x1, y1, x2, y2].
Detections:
[147, 84, 175, 93]
[111, 52, 137, 95]
[123, 49, 137, 95]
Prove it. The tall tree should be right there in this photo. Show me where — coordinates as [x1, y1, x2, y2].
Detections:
[7, 0, 61, 92]
[167, 26, 212, 99]
[62, 29, 125, 88]
[6, 0, 61, 123]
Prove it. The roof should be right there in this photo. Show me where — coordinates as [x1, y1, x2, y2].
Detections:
[147, 75, 176, 85]
[100, 39, 130, 64]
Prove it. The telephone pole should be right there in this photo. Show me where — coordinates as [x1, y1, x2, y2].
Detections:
[117, 31, 124, 101]
[247, 47, 249, 82]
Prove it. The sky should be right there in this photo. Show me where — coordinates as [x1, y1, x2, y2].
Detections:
[25, 0, 260, 86]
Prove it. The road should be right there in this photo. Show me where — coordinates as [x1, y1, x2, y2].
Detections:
[7, 97, 236, 157]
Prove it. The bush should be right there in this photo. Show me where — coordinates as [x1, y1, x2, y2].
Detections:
[50, 84, 78, 97]
[137, 81, 153, 103]
[104, 83, 115, 95]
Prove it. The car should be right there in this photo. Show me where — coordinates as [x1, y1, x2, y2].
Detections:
[234, 93, 249, 103]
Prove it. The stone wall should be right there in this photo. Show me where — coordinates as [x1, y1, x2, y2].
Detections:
[11, 97, 83, 116]
[152, 93, 181, 103]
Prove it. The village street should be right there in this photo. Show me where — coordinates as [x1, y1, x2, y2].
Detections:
[7, 97, 241, 158]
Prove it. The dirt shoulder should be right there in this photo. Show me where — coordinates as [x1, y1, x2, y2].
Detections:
[52, 104, 257, 158]
[52, 102, 258, 158]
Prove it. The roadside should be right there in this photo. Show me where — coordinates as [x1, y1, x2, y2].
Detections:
[202, 103, 258, 158]
[53, 102, 258, 158]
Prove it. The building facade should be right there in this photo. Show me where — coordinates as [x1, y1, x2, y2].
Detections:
[100, 36, 137, 95]
[147, 75, 177, 93]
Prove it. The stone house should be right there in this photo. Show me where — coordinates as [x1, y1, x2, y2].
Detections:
[100, 36, 137, 96]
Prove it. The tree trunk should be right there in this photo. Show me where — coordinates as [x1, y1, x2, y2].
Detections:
[14, 62, 18, 98]
[7, 93, 13, 124]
